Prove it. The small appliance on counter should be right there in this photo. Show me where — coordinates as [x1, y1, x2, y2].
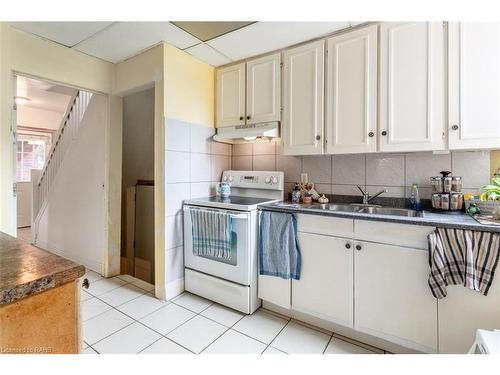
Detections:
[430, 171, 464, 212]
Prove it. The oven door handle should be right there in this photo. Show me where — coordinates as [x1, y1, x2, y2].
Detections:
[230, 214, 249, 220]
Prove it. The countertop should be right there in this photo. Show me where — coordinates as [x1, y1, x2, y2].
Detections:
[0, 232, 85, 305]
[259, 202, 500, 233]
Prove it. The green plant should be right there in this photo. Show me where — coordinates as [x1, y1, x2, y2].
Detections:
[482, 176, 500, 200]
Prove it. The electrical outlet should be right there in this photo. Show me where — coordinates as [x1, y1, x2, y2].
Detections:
[300, 173, 308, 183]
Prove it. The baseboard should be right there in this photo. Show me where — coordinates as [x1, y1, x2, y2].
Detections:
[34, 240, 103, 274]
[164, 278, 185, 301]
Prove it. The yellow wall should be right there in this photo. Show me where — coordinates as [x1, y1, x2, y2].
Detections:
[0, 23, 113, 235]
[163, 43, 215, 127]
[492, 150, 500, 177]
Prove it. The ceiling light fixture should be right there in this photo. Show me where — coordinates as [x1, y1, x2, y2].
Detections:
[14, 96, 30, 105]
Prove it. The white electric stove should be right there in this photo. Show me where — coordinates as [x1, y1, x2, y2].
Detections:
[183, 170, 284, 314]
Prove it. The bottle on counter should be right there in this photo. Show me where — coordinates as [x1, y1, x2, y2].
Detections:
[410, 184, 423, 211]
[291, 183, 301, 204]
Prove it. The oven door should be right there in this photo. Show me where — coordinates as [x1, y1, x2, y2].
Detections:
[183, 205, 251, 285]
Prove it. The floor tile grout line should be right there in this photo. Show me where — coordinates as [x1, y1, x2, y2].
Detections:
[138, 335, 195, 354]
[322, 334, 335, 354]
[261, 319, 291, 354]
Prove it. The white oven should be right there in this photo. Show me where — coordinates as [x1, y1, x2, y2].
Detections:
[183, 206, 256, 286]
[182, 170, 284, 314]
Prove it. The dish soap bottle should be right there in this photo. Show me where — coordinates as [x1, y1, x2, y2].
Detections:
[410, 184, 422, 211]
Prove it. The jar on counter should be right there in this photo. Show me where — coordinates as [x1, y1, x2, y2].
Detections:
[443, 176, 453, 193]
[451, 176, 463, 192]
[450, 193, 463, 211]
[441, 194, 450, 210]
[432, 193, 442, 209]
[431, 177, 443, 193]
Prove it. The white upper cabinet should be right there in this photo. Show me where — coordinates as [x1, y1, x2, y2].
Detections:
[379, 22, 445, 152]
[326, 25, 378, 154]
[216, 62, 246, 127]
[246, 53, 281, 124]
[448, 22, 500, 150]
[283, 40, 325, 155]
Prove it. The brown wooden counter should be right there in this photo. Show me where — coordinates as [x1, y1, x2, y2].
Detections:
[0, 231, 85, 354]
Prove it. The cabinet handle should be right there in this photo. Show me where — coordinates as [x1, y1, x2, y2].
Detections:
[451, 124, 459, 131]
[381, 131, 388, 136]
[345, 243, 351, 249]
[355, 244, 362, 251]
[316, 135, 321, 141]
[368, 132, 374, 138]
[82, 278, 90, 289]
[246, 115, 251, 120]
[239, 116, 243, 121]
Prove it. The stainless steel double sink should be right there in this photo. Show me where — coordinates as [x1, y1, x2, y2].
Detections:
[277, 203, 423, 218]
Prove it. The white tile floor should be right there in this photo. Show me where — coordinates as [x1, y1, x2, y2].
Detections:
[82, 270, 384, 354]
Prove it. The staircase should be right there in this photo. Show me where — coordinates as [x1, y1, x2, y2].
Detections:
[32, 90, 93, 238]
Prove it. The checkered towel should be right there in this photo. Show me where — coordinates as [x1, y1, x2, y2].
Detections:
[428, 228, 500, 299]
[190, 208, 233, 260]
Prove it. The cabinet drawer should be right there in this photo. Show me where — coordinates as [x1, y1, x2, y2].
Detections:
[297, 214, 353, 237]
[354, 220, 434, 250]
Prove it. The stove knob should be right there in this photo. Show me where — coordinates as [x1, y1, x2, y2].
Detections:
[223, 175, 228, 182]
[265, 177, 271, 184]
[271, 176, 278, 184]
[228, 176, 233, 182]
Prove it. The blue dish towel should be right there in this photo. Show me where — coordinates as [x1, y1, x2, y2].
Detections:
[190, 208, 233, 260]
[259, 211, 301, 280]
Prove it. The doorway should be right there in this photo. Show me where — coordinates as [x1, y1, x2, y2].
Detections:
[121, 87, 155, 285]
[14, 75, 76, 243]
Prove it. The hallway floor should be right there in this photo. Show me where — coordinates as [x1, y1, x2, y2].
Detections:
[82, 270, 384, 354]
[16, 227, 31, 243]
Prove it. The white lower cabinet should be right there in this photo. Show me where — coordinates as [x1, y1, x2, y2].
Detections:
[354, 240, 438, 353]
[292, 232, 354, 328]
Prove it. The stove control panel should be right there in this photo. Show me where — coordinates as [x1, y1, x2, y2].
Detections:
[221, 170, 284, 191]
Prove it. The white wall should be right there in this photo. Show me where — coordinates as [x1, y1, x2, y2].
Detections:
[35, 95, 106, 272]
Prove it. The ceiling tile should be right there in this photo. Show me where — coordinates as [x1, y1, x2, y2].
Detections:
[9, 22, 113, 47]
[184, 43, 232, 67]
[73, 22, 200, 63]
[207, 22, 350, 61]
[172, 22, 255, 42]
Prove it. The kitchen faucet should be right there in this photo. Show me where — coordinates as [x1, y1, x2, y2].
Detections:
[356, 185, 388, 205]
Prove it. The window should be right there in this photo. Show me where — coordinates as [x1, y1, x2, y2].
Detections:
[16, 132, 52, 182]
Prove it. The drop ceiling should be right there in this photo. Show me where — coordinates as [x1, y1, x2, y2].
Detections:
[9, 21, 362, 66]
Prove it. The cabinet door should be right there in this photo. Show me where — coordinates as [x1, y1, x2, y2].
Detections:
[379, 22, 445, 152]
[216, 63, 245, 127]
[292, 232, 353, 328]
[246, 53, 281, 125]
[448, 22, 500, 150]
[438, 275, 500, 353]
[326, 25, 378, 154]
[283, 40, 325, 155]
[354, 241, 438, 353]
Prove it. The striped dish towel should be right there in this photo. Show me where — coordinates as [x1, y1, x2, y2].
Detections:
[190, 208, 233, 260]
[428, 228, 500, 299]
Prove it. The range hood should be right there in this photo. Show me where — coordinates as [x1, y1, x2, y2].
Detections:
[213, 122, 280, 144]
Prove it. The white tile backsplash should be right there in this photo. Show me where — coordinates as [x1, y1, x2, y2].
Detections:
[452, 151, 491, 189]
[165, 214, 183, 250]
[211, 155, 231, 181]
[166, 151, 190, 183]
[276, 155, 302, 183]
[366, 153, 405, 187]
[190, 182, 213, 198]
[302, 155, 332, 184]
[165, 183, 190, 216]
[232, 156, 253, 170]
[405, 152, 452, 187]
[190, 124, 214, 154]
[253, 155, 276, 171]
[231, 142, 492, 198]
[165, 119, 190, 152]
[190, 153, 212, 182]
[165, 246, 184, 282]
[332, 154, 366, 185]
